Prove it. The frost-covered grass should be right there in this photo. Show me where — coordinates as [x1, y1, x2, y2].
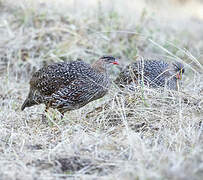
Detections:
[0, 0, 203, 179]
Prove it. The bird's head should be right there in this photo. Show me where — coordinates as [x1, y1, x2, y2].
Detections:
[173, 62, 185, 80]
[93, 56, 119, 72]
[99, 56, 119, 65]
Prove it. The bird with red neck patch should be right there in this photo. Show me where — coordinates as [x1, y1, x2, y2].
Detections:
[21, 55, 119, 119]
[115, 59, 185, 90]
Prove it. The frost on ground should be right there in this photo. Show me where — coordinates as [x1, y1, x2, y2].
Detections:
[0, 0, 203, 179]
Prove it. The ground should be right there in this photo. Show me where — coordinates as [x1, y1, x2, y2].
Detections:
[0, 0, 203, 179]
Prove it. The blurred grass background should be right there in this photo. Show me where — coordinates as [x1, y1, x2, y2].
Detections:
[0, 0, 203, 179]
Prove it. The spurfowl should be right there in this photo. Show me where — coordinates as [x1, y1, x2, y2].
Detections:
[115, 59, 184, 90]
[21, 56, 118, 118]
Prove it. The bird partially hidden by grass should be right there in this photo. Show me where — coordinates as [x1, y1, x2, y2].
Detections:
[21, 56, 119, 119]
[114, 58, 185, 90]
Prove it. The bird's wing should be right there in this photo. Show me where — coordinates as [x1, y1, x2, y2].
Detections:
[30, 61, 89, 96]
[49, 77, 104, 109]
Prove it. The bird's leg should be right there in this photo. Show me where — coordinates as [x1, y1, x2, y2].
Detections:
[42, 104, 50, 122]
[45, 102, 51, 114]
[45, 105, 50, 113]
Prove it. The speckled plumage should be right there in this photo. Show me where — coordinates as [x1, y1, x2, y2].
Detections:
[21, 56, 118, 116]
[115, 59, 185, 90]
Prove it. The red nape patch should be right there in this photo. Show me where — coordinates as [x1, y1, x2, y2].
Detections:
[113, 61, 119, 65]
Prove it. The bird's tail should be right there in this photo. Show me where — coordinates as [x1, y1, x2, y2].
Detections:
[21, 90, 40, 111]
[21, 98, 33, 111]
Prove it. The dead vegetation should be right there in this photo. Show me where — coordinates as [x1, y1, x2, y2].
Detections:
[0, 0, 203, 179]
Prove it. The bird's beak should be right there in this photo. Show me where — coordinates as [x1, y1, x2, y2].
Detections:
[113, 59, 119, 65]
[176, 73, 181, 80]
[176, 69, 183, 80]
